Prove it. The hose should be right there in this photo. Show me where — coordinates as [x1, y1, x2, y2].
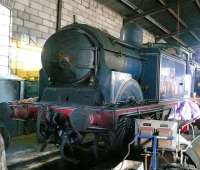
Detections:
[118, 134, 138, 170]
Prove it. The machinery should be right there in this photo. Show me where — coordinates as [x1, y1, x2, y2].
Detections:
[40, 23, 190, 105]
[134, 119, 178, 150]
[4, 23, 200, 169]
[134, 118, 200, 170]
[0, 74, 24, 148]
[40, 23, 144, 105]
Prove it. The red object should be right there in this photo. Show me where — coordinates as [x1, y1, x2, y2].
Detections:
[51, 107, 75, 119]
[180, 124, 190, 133]
[89, 111, 114, 128]
[10, 100, 181, 130]
[12, 104, 40, 120]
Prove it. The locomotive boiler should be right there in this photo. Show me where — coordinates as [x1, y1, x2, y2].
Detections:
[40, 23, 144, 105]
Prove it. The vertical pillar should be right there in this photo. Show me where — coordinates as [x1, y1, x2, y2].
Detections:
[151, 136, 157, 170]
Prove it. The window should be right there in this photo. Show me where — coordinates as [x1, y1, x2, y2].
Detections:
[0, 4, 10, 74]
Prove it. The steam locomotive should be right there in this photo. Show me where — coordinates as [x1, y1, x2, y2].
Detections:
[10, 23, 200, 168]
[40, 23, 192, 105]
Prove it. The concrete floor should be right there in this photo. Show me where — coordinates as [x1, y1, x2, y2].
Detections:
[6, 134, 60, 170]
[7, 131, 199, 170]
[34, 158, 121, 170]
[5, 133, 121, 170]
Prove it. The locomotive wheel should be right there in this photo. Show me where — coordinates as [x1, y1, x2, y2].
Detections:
[113, 117, 134, 149]
[115, 79, 143, 103]
[36, 107, 49, 143]
[60, 132, 106, 165]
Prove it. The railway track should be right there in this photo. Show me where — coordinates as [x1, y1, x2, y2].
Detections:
[7, 149, 60, 170]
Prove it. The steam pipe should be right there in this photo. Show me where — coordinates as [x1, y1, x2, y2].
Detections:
[56, 0, 62, 32]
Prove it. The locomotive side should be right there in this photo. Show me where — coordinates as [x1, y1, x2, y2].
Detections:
[34, 23, 197, 164]
[40, 23, 189, 106]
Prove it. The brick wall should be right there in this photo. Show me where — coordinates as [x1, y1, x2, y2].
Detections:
[7, 0, 124, 79]
[1, 0, 155, 49]
[61, 0, 123, 38]
[143, 29, 155, 44]
[0, 0, 155, 79]
[10, 0, 155, 50]
[12, 0, 57, 47]
[0, 4, 10, 74]
[12, 0, 123, 48]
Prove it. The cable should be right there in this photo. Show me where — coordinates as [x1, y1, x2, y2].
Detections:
[189, 123, 195, 140]
[119, 134, 138, 170]
[182, 134, 200, 153]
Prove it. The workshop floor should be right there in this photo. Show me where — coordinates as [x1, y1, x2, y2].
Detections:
[7, 131, 199, 170]
[6, 133, 60, 170]
[5, 133, 121, 170]
[34, 158, 121, 170]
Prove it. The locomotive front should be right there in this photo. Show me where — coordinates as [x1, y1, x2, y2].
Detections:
[41, 25, 97, 84]
[40, 23, 143, 105]
[36, 23, 145, 162]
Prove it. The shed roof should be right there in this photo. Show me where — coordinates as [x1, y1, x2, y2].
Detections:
[97, 0, 200, 50]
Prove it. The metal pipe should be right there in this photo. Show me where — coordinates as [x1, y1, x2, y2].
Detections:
[56, 0, 62, 32]
[73, 15, 77, 24]
[112, 39, 140, 50]
[104, 48, 145, 60]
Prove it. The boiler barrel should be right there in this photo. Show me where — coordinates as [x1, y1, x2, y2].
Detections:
[41, 23, 142, 84]
[105, 51, 142, 80]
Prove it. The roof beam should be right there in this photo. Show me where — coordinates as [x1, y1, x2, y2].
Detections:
[125, 1, 183, 22]
[126, 5, 170, 21]
[156, 27, 200, 40]
[120, 0, 188, 46]
[158, 0, 200, 42]
[156, 29, 188, 41]
[195, 0, 200, 9]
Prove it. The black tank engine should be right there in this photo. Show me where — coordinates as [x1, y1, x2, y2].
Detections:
[35, 23, 199, 167]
